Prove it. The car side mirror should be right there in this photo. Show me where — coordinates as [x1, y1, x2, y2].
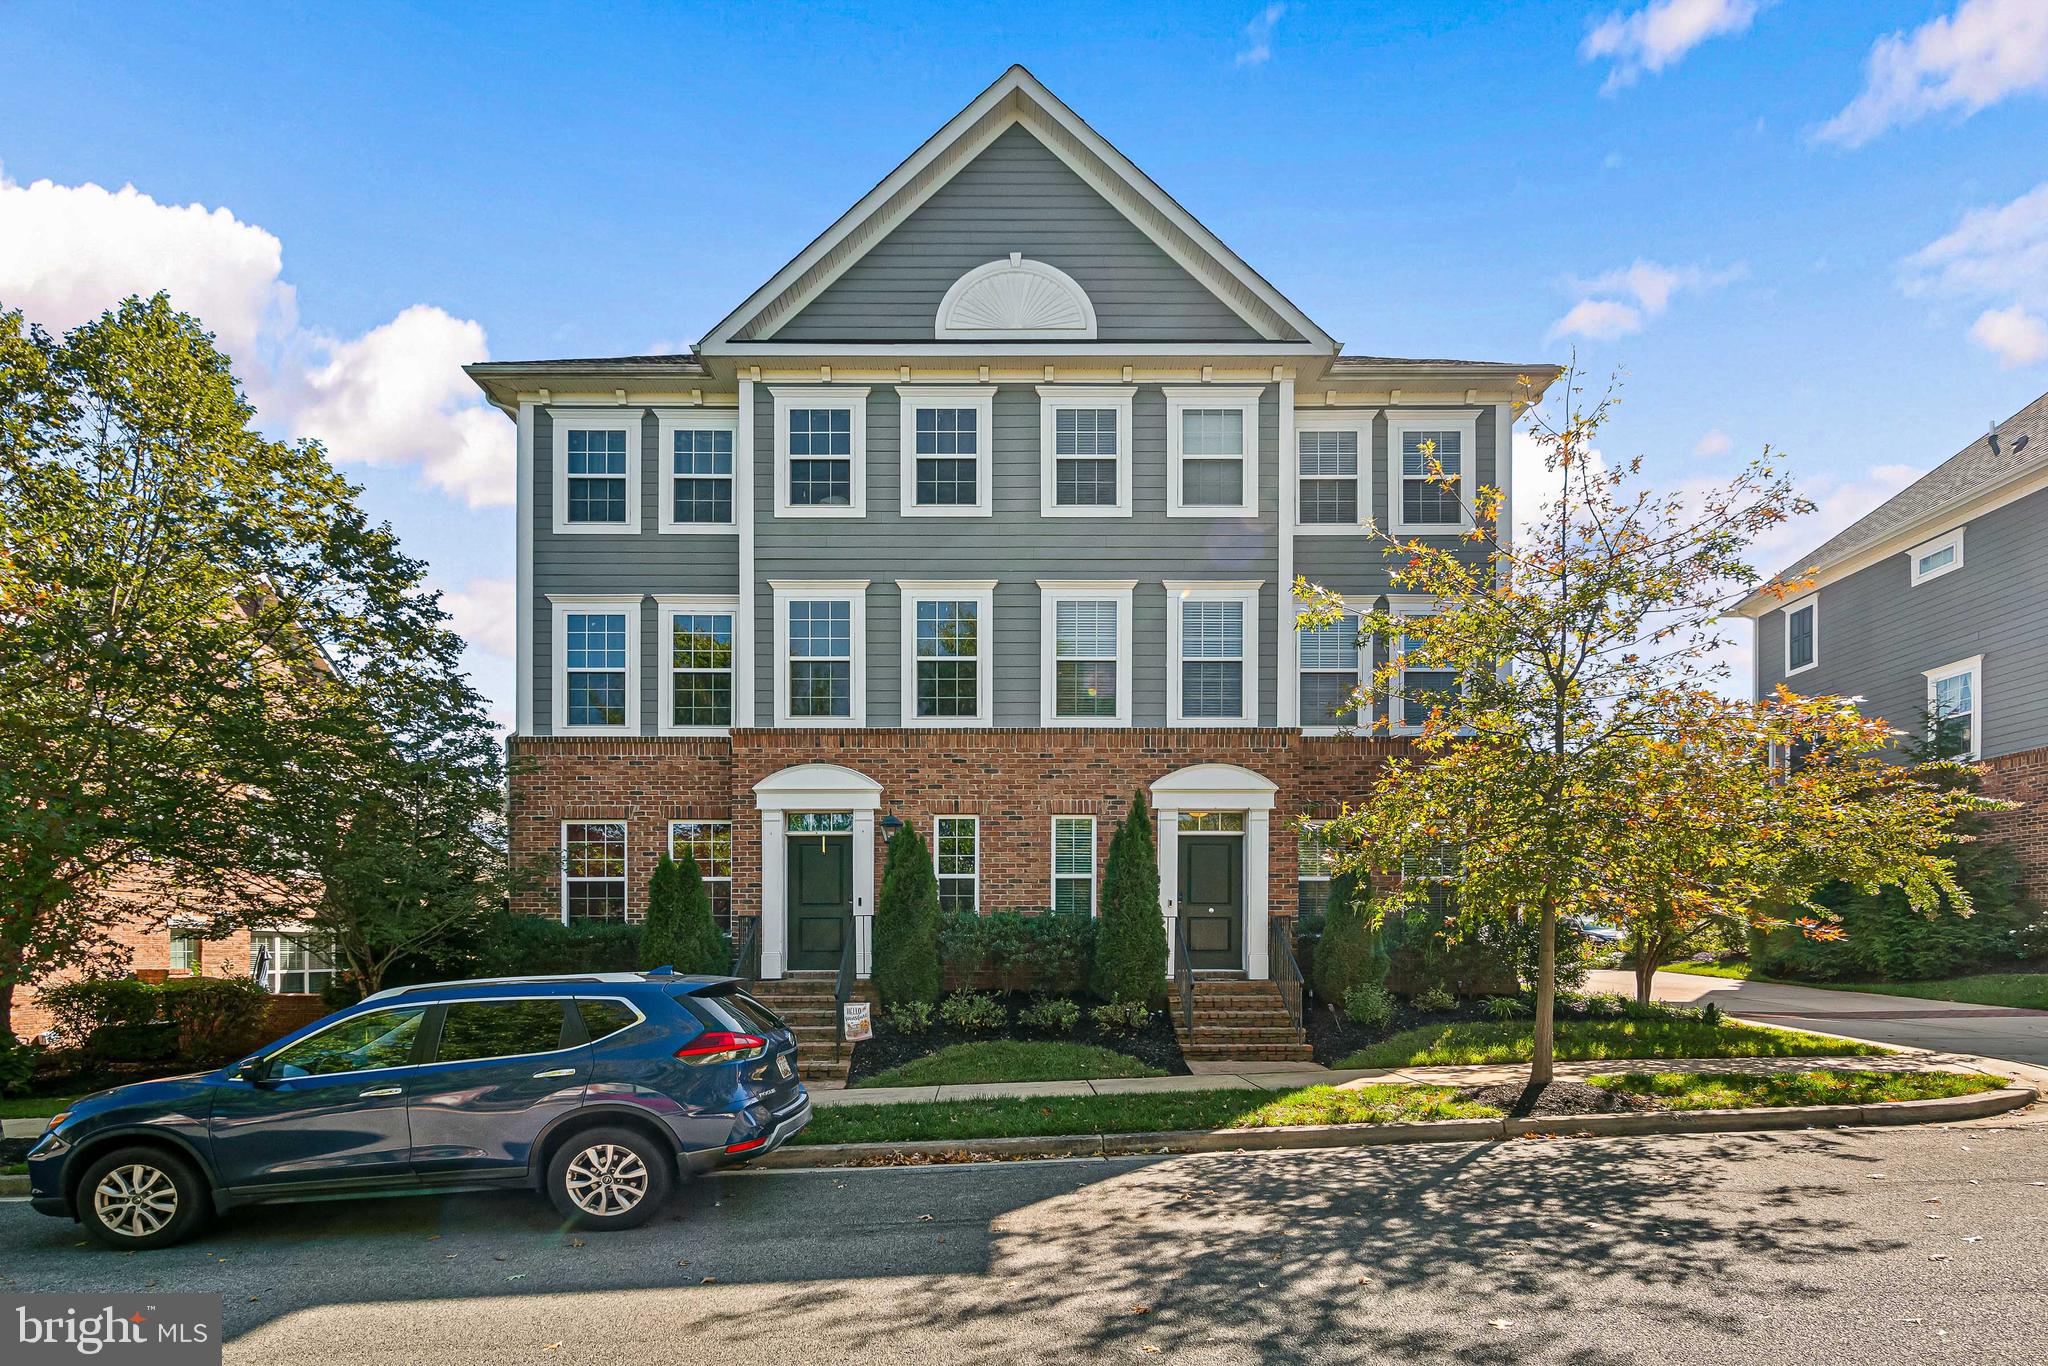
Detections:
[230, 1056, 274, 1086]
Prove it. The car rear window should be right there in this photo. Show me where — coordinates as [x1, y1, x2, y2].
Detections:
[677, 984, 783, 1034]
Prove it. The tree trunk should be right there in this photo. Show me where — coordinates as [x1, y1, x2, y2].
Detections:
[1531, 897, 1557, 1086]
[1632, 927, 1657, 1006]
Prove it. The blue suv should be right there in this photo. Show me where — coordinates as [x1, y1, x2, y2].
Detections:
[26, 971, 810, 1248]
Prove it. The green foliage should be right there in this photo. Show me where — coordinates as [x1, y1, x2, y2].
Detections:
[873, 826, 943, 1006]
[1019, 996, 1081, 1034]
[158, 976, 270, 1063]
[1341, 982, 1394, 1031]
[0, 1038, 38, 1097]
[1411, 983, 1457, 1014]
[1091, 794, 1166, 1005]
[669, 852, 729, 975]
[852, 1041, 1162, 1089]
[1310, 871, 1385, 1002]
[1481, 995, 1528, 1020]
[1089, 999, 1151, 1035]
[1021, 911, 1095, 994]
[980, 912, 1032, 991]
[883, 1000, 934, 1034]
[38, 978, 160, 1039]
[461, 911, 642, 977]
[37, 975, 264, 1064]
[939, 908, 1095, 993]
[938, 909, 987, 978]
[640, 855, 683, 970]
[937, 989, 1006, 1033]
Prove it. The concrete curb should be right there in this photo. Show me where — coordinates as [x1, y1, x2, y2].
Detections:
[750, 1085, 2037, 1169]
[0, 1175, 27, 1197]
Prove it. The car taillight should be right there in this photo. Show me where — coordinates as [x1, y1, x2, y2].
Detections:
[675, 1031, 768, 1065]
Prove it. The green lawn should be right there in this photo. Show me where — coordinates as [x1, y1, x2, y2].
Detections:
[852, 1041, 1166, 1089]
[0, 1094, 81, 1120]
[800, 1084, 1499, 1145]
[1335, 1017, 1886, 1069]
[1663, 963, 2048, 1010]
[3, 1163, 24, 1176]
[1590, 1069, 2008, 1110]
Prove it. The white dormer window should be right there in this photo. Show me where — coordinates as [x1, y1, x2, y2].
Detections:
[1165, 387, 1262, 518]
[657, 413, 737, 532]
[1386, 411, 1479, 535]
[552, 413, 642, 534]
[898, 386, 995, 516]
[1909, 528, 1965, 586]
[772, 387, 868, 518]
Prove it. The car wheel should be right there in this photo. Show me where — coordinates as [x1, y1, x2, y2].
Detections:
[545, 1126, 674, 1230]
[77, 1146, 210, 1250]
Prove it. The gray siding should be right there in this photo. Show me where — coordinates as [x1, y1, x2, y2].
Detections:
[773, 125, 1264, 344]
[1754, 482, 2048, 759]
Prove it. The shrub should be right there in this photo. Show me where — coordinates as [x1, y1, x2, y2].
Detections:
[1022, 910, 1095, 994]
[1092, 794, 1166, 1005]
[39, 978, 159, 1042]
[981, 911, 1033, 991]
[0, 1038, 40, 1097]
[1411, 983, 1456, 1014]
[464, 912, 642, 976]
[938, 909, 988, 979]
[1019, 996, 1081, 1034]
[884, 1000, 934, 1034]
[874, 826, 943, 1006]
[1481, 995, 1528, 1020]
[1342, 982, 1394, 1031]
[1580, 991, 1630, 1018]
[159, 977, 270, 1064]
[1089, 999, 1151, 1035]
[1311, 871, 1386, 1003]
[85, 1021, 180, 1062]
[669, 851, 729, 975]
[1701, 1002, 1723, 1026]
[639, 853, 684, 970]
[938, 990, 1006, 1032]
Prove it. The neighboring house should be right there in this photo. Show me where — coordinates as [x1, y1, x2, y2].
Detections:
[1735, 388, 2048, 900]
[466, 67, 1558, 1011]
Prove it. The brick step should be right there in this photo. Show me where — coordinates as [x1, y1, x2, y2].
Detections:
[1180, 1005, 1296, 1020]
[1186, 1026, 1306, 1044]
[1177, 1044, 1314, 1062]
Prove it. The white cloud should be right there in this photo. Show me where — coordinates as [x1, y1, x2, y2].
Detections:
[1970, 305, 2048, 367]
[1694, 427, 1733, 456]
[438, 576, 517, 660]
[1547, 259, 1741, 340]
[1549, 298, 1644, 341]
[1235, 3, 1285, 67]
[1582, 0, 1763, 93]
[1903, 180, 2048, 307]
[1817, 0, 2048, 148]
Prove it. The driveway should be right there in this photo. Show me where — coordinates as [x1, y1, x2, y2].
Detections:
[1586, 968, 2048, 1068]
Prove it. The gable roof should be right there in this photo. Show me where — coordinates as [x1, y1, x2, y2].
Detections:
[699, 65, 1334, 353]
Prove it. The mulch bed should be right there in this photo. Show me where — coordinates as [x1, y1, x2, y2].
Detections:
[1456, 1078, 1657, 1118]
[1303, 997, 1496, 1067]
[1, 1136, 34, 1165]
[846, 992, 1188, 1084]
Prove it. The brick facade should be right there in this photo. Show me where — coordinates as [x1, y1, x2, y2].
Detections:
[1980, 742, 2048, 905]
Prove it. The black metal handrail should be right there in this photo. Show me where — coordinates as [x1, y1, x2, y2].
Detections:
[833, 930, 857, 1049]
[731, 918, 760, 980]
[1175, 916, 1195, 1035]
[1270, 916, 1305, 1033]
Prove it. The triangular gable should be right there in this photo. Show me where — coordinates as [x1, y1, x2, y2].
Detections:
[700, 66, 1331, 351]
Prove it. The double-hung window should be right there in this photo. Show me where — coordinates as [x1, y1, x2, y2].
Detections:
[1166, 387, 1262, 517]
[249, 931, 337, 994]
[934, 815, 979, 913]
[1052, 816, 1097, 916]
[1909, 528, 1965, 586]
[774, 582, 866, 725]
[1402, 848, 1459, 918]
[550, 596, 640, 734]
[899, 581, 994, 725]
[169, 930, 201, 973]
[658, 414, 737, 531]
[773, 387, 867, 517]
[552, 413, 641, 533]
[669, 820, 733, 936]
[1040, 582, 1134, 726]
[656, 596, 737, 733]
[1039, 386, 1134, 516]
[1387, 411, 1478, 535]
[1167, 582, 1261, 726]
[1784, 596, 1817, 676]
[1925, 656, 1983, 762]
[562, 821, 629, 923]
[1297, 822, 1336, 918]
[1296, 414, 1371, 529]
[898, 386, 994, 516]
[1389, 596, 1457, 733]
[1297, 607, 1365, 731]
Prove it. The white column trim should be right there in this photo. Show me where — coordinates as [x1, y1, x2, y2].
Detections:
[1276, 376, 1297, 728]
[737, 378, 757, 726]
[760, 812, 786, 979]
[1246, 808, 1271, 980]
[853, 810, 877, 979]
[1154, 800, 1179, 978]
[515, 400, 536, 735]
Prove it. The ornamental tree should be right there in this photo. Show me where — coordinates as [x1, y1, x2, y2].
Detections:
[873, 825, 942, 1006]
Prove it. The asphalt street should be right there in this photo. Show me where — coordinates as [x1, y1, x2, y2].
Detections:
[5, 1113, 2047, 1364]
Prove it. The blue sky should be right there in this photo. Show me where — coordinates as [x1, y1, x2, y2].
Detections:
[4, 0, 2046, 717]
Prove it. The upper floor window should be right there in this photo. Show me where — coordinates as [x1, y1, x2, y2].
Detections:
[1040, 582, 1134, 726]
[1166, 387, 1261, 517]
[1387, 411, 1478, 535]
[1052, 816, 1097, 916]
[934, 815, 979, 913]
[656, 597, 737, 734]
[898, 386, 994, 517]
[550, 596, 640, 734]
[1909, 527, 1965, 586]
[1925, 656, 1982, 762]
[1297, 608, 1365, 731]
[658, 415, 737, 531]
[1296, 416, 1370, 529]
[900, 582, 994, 726]
[562, 821, 629, 923]
[669, 820, 733, 937]
[1784, 597, 1817, 676]
[1167, 582, 1261, 726]
[552, 414, 641, 534]
[773, 582, 867, 725]
[1039, 386, 1134, 517]
[772, 387, 868, 518]
[1390, 596, 1457, 734]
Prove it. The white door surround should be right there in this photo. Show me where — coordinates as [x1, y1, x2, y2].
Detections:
[1148, 763, 1277, 980]
[753, 763, 882, 979]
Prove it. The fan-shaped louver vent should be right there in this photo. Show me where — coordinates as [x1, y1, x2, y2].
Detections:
[935, 253, 1098, 340]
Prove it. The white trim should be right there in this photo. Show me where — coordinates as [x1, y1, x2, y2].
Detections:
[772, 581, 868, 726]
[1164, 386, 1262, 518]
[515, 400, 536, 734]
[1050, 814, 1099, 916]
[549, 410, 642, 535]
[933, 814, 981, 913]
[653, 594, 740, 737]
[560, 820, 629, 926]
[736, 379, 757, 726]
[896, 385, 996, 517]
[1295, 598, 1371, 736]
[752, 764, 882, 981]
[1039, 581, 1135, 727]
[1386, 409, 1479, 536]
[935, 255, 1098, 340]
[1276, 378, 1297, 729]
[1387, 593, 1447, 736]
[1782, 594, 1818, 678]
[655, 410, 740, 534]
[1908, 527, 1966, 587]
[1494, 401, 1514, 562]
[1148, 764, 1278, 980]
[1164, 580, 1263, 726]
[1293, 409, 1376, 535]
[1924, 655, 1984, 762]
[548, 594, 642, 735]
[1037, 385, 1135, 518]
[771, 386, 869, 519]
[897, 580, 996, 727]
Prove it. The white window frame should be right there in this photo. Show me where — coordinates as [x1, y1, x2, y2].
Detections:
[1386, 409, 1479, 536]
[1783, 594, 1818, 678]
[1295, 599, 1370, 735]
[667, 819, 733, 929]
[772, 386, 868, 518]
[771, 580, 868, 726]
[551, 411, 642, 535]
[1294, 411, 1375, 534]
[560, 820, 629, 925]
[933, 814, 980, 913]
[656, 411, 739, 533]
[1038, 385, 1135, 518]
[898, 580, 996, 727]
[1908, 527, 1966, 587]
[1924, 655, 1984, 763]
[1038, 580, 1135, 727]
[169, 929, 201, 973]
[896, 385, 995, 517]
[549, 594, 641, 735]
[1051, 815, 1098, 916]
[654, 594, 739, 737]
[249, 929, 337, 995]
[1165, 581, 1262, 727]
[1388, 593, 1455, 737]
[1297, 819, 1334, 912]
[1164, 385, 1262, 518]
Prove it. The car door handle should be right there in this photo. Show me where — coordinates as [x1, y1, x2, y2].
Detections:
[358, 1086, 403, 1098]
[532, 1068, 576, 1079]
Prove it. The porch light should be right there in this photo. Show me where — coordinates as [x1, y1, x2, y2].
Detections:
[881, 813, 903, 834]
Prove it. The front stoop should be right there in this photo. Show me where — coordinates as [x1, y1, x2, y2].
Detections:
[1173, 978, 1312, 1064]
[750, 972, 876, 1086]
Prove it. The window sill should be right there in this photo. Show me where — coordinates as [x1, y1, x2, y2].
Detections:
[1039, 505, 1133, 518]
[1167, 505, 1258, 520]
[551, 521, 642, 535]
[657, 523, 739, 535]
[657, 725, 734, 738]
[900, 505, 994, 518]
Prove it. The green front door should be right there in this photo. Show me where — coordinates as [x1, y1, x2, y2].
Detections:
[786, 834, 853, 971]
[1178, 835, 1243, 971]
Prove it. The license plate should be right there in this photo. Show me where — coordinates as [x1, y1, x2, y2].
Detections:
[776, 1055, 793, 1080]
